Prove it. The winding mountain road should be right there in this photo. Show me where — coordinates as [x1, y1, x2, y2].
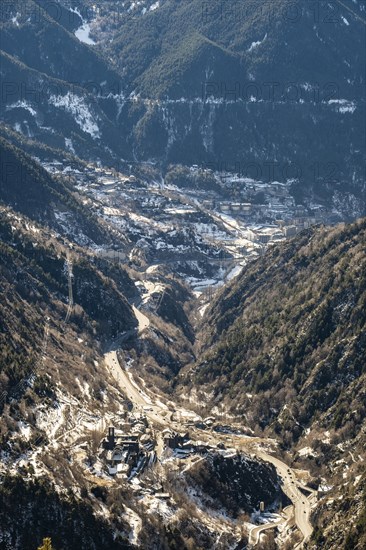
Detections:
[249, 517, 283, 546]
[105, 349, 314, 547]
[256, 451, 313, 545]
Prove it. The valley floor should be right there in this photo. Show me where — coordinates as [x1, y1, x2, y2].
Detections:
[105, 346, 315, 548]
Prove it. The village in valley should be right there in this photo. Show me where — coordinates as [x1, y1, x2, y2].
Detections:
[97, 408, 241, 483]
[39, 158, 340, 295]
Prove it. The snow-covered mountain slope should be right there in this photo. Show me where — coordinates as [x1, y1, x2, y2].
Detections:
[0, 0, 364, 214]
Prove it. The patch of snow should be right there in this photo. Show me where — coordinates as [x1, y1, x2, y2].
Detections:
[123, 506, 142, 545]
[49, 92, 100, 139]
[318, 484, 333, 493]
[298, 446, 317, 458]
[18, 421, 32, 440]
[70, 7, 96, 45]
[327, 99, 356, 114]
[75, 22, 96, 45]
[354, 475, 362, 486]
[65, 138, 76, 154]
[11, 12, 20, 26]
[199, 303, 209, 317]
[226, 264, 243, 281]
[248, 33, 267, 52]
[6, 101, 37, 117]
[142, 494, 175, 521]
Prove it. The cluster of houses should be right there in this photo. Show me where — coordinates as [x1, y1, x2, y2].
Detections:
[243, 216, 320, 245]
[100, 413, 224, 479]
[162, 416, 219, 458]
[162, 428, 218, 459]
[162, 429, 194, 458]
[100, 415, 156, 479]
[41, 160, 138, 192]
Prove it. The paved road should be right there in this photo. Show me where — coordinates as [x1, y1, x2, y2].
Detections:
[105, 351, 148, 408]
[248, 505, 293, 546]
[256, 451, 313, 546]
[249, 517, 283, 546]
[105, 350, 170, 429]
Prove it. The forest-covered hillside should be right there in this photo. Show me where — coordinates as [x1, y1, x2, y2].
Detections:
[190, 219, 366, 444]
